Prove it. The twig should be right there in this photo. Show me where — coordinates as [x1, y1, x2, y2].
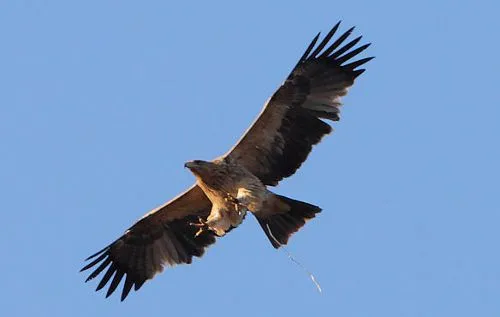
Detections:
[266, 223, 322, 294]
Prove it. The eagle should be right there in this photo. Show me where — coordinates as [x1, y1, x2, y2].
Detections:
[81, 21, 373, 301]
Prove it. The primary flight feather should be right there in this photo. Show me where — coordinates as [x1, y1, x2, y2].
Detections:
[81, 21, 373, 301]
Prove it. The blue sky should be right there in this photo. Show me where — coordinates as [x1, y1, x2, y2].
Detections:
[1, 1, 499, 316]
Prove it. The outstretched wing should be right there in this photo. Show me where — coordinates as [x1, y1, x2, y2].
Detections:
[224, 22, 373, 186]
[80, 185, 216, 301]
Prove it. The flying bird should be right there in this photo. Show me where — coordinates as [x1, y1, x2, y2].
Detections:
[81, 21, 373, 301]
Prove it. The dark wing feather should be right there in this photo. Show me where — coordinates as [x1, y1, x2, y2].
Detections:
[224, 22, 373, 185]
[81, 185, 216, 301]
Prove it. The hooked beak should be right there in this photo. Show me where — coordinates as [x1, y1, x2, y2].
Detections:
[184, 161, 194, 169]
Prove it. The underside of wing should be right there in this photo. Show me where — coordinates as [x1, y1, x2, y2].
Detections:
[80, 185, 216, 301]
[224, 21, 373, 186]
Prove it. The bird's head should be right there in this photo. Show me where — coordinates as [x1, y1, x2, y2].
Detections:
[184, 160, 213, 177]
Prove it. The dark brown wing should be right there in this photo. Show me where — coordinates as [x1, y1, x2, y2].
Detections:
[80, 185, 216, 301]
[223, 22, 373, 186]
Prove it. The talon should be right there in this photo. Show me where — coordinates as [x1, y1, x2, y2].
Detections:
[190, 217, 205, 225]
[190, 217, 208, 231]
[223, 193, 247, 215]
[225, 193, 238, 204]
[190, 222, 205, 228]
[191, 217, 210, 237]
[194, 227, 205, 237]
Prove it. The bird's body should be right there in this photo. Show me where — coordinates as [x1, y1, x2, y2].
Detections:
[186, 159, 267, 235]
[185, 159, 292, 236]
[81, 21, 373, 301]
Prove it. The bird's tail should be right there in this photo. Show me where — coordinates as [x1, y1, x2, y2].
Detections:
[255, 194, 321, 248]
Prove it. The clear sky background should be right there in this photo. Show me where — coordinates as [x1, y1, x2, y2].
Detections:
[1, 1, 499, 316]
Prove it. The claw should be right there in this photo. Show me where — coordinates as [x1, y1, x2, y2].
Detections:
[190, 217, 208, 237]
[224, 193, 242, 214]
[190, 216, 206, 226]
[224, 194, 239, 204]
[194, 227, 205, 237]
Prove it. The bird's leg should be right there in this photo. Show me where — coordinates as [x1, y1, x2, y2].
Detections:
[189, 216, 207, 227]
[189, 217, 209, 237]
[224, 193, 239, 205]
[225, 192, 250, 216]
[224, 193, 242, 215]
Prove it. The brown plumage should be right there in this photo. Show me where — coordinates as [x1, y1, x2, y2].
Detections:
[81, 21, 373, 301]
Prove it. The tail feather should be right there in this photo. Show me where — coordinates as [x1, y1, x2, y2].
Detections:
[255, 194, 321, 248]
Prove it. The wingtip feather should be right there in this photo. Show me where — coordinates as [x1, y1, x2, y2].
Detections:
[344, 56, 375, 70]
[121, 275, 135, 301]
[319, 25, 355, 58]
[84, 246, 109, 261]
[336, 43, 371, 65]
[308, 22, 342, 59]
